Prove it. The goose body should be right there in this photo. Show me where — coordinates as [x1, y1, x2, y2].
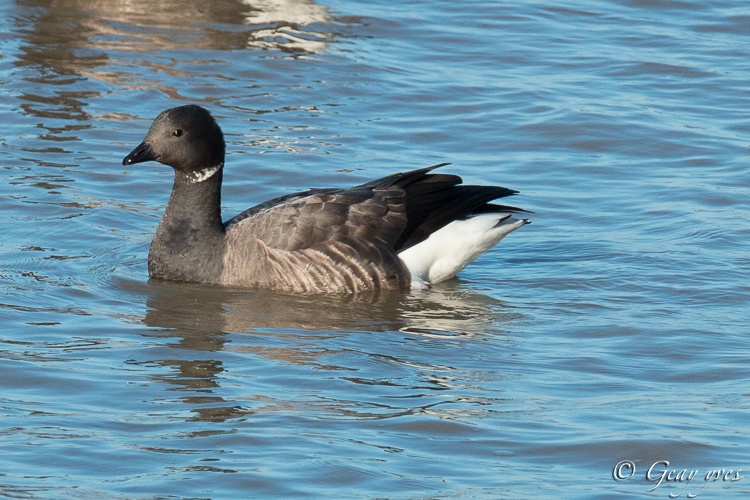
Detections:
[123, 105, 529, 293]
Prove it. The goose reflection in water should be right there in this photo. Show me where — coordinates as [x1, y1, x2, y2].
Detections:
[137, 278, 518, 338]
[119, 279, 520, 422]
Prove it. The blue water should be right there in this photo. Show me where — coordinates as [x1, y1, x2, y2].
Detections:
[1, 0, 748, 498]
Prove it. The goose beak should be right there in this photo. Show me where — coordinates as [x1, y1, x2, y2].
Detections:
[122, 141, 156, 166]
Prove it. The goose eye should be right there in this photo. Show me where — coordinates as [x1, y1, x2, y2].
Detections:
[172, 129, 183, 137]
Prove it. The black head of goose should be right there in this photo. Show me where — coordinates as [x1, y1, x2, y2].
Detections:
[123, 105, 530, 293]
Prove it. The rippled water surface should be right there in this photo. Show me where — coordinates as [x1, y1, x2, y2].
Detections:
[1, 0, 749, 498]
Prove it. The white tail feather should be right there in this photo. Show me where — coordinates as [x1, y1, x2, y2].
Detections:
[398, 213, 528, 288]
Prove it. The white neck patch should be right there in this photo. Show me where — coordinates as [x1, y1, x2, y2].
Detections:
[186, 164, 223, 184]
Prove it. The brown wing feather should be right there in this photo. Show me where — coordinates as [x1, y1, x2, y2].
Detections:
[226, 163, 524, 254]
[225, 186, 407, 252]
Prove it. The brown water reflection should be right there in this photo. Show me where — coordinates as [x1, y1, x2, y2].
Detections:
[12, 0, 332, 119]
[138, 278, 514, 337]
[120, 279, 517, 421]
[16, 0, 332, 56]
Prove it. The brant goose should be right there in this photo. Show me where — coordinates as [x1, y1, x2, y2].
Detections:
[123, 105, 529, 293]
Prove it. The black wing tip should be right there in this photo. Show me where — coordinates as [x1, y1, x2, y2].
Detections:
[472, 202, 533, 215]
[427, 162, 451, 170]
[398, 162, 452, 178]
